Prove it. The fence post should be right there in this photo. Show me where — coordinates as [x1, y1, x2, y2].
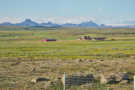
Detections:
[134, 76, 135, 90]
[63, 72, 66, 90]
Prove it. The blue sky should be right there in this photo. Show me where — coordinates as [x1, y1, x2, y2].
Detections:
[0, 0, 135, 25]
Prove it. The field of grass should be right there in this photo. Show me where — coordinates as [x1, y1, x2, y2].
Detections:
[0, 26, 135, 89]
[0, 27, 135, 60]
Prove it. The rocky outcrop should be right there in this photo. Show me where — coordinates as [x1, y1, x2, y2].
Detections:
[100, 72, 130, 84]
[100, 74, 108, 84]
[31, 77, 49, 83]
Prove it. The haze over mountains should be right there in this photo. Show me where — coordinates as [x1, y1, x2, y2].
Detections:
[0, 19, 135, 28]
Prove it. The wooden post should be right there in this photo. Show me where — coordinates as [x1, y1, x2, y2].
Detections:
[134, 76, 135, 90]
[63, 72, 66, 90]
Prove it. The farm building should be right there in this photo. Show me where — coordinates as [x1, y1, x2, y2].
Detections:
[94, 37, 106, 40]
[42, 38, 56, 42]
[80, 36, 92, 40]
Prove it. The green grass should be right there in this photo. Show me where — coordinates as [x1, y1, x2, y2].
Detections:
[0, 26, 135, 89]
[0, 27, 135, 60]
[0, 40, 135, 60]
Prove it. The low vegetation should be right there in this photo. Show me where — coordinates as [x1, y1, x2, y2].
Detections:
[0, 26, 134, 89]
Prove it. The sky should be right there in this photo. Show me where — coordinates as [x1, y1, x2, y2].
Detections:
[0, 0, 135, 25]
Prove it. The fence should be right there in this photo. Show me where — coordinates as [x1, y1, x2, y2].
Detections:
[0, 73, 134, 90]
[62, 73, 94, 86]
[62, 73, 133, 90]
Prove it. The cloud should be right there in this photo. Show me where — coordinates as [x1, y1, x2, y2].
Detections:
[0, 17, 24, 23]
[33, 16, 96, 24]
[122, 19, 135, 24]
[106, 24, 134, 26]
[1, 16, 134, 25]
[95, 15, 135, 25]
[0, 17, 96, 24]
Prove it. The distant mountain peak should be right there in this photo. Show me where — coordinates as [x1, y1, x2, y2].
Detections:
[16, 19, 39, 26]
[24, 19, 33, 22]
[78, 21, 98, 27]
[22, 19, 36, 24]
[47, 21, 53, 24]
[0, 22, 13, 26]
[0, 19, 134, 28]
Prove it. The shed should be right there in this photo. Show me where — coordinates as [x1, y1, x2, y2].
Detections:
[94, 37, 106, 40]
[80, 36, 92, 40]
[42, 38, 56, 42]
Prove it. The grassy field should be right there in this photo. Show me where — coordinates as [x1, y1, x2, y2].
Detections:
[0, 26, 135, 89]
[0, 27, 135, 60]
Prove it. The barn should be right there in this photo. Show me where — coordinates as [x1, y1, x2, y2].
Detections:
[42, 38, 56, 42]
[94, 37, 106, 40]
[80, 36, 92, 40]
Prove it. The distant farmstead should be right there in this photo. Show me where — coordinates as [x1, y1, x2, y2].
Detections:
[42, 38, 56, 42]
[79, 35, 106, 41]
[94, 37, 106, 40]
[80, 36, 92, 40]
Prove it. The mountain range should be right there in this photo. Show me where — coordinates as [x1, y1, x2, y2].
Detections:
[0, 19, 135, 28]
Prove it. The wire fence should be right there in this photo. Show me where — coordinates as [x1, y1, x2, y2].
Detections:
[61, 73, 133, 90]
[0, 73, 134, 90]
